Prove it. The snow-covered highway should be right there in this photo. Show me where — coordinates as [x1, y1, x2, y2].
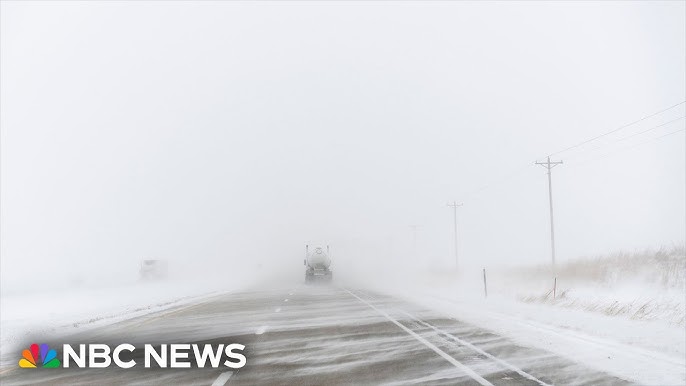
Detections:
[1, 286, 634, 385]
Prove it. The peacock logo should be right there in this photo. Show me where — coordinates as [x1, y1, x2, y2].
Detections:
[19, 343, 61, 368]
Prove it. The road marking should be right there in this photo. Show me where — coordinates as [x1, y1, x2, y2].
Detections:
[275, 307, 281, 313]
[344, 288, 493, 386]
[284, 299, 289, 302]
[211, 371, 233, 386]
[0, 368, 14, 376]
[401, 311, 551, 386]
[126, 291, 233, 329]
[424, 293, 686, 370]
[256, 325, 268, 335]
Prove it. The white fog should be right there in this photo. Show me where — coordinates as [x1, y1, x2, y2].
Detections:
[1, 2, 684, 385]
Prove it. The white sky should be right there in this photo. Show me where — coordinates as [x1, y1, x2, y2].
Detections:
[1, 1, 684, 288]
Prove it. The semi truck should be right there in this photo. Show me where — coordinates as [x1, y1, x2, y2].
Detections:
[304, 245, 333, 283]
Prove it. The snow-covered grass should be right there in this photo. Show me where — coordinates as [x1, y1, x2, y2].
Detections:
[400, 287, 686, 386]
[509, 246, 686, 325]
[521, 246, 685, 289]
[519, 286, 685, 325]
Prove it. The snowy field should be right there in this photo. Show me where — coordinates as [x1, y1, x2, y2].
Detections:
[0, 272, 260, 368]
[511, 246, 686, 325]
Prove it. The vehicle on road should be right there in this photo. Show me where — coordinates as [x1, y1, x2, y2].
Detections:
[304, 245, 332, 283]
[139, 259, 168, 280]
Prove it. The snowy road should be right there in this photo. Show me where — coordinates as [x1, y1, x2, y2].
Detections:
[1, 286, 632, 385]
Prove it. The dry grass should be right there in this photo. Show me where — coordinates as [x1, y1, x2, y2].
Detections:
[512, 245, 686, 325]
[514, 245, 685, 289]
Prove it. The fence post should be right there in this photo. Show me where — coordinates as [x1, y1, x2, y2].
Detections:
[483, 268, 488, 298]
[553, 277, 557, 300]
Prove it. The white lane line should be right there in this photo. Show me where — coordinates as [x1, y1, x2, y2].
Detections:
[275, 307, 281, 313]
[284, 299, 289, 302]
[210, 371, 233, 386]
[401, 311, 551, 386]
[256, 325, 268, 335]
[0, 368, 14, 376]
[344, 288, 493, 386]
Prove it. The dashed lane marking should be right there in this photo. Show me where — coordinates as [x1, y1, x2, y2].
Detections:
[210, 371, 233, 386]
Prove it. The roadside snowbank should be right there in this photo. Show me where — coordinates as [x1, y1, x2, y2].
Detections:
[0, 275, 257, 368]
[403, 289, 685, 386]
[509, 246, 686, 326]
[519, 284, 685, 325]
[347, 250, 686, 386]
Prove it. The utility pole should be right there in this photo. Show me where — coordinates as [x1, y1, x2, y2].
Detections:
[446, 201, 463, 268]
[535, 156, 563, 270]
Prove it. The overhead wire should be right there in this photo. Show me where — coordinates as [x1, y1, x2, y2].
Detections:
[453, 102, 685, 202]
[655, 127, 685, 140]
[607, 116, 685, 144]
[566, 122, 685, 167]
[563, 115, 686, 162]
[548, 100, 685, 157]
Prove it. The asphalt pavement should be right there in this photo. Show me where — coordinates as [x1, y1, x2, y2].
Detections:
[0, 285, 632, 385]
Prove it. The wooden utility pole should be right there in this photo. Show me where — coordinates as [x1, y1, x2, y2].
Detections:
[535, 156, 563, 270]
[447, 201, 463, 268]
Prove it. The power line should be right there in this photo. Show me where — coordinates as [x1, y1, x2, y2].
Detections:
[459, 164, 534, 203]
[460, 106, 684, 202]
[450, 104, 684, 210]
[570, 126, 685, 167]
[565, 115, 686, 163]
[610, 116, 685, 145]
[443, 106, 682, 270]
[655, 127, 685, 140]
[548, 101, 685, 157]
